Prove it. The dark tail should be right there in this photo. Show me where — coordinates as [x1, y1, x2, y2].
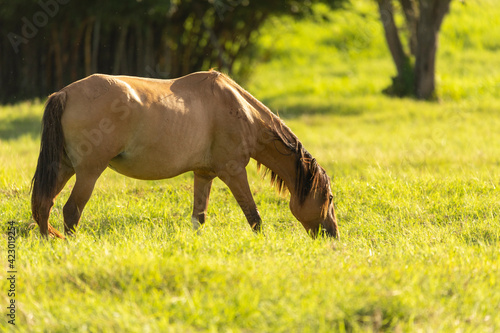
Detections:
[31, 91, 67, 239]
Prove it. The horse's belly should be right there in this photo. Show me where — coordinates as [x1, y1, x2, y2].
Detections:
[108, 147, 209, 180]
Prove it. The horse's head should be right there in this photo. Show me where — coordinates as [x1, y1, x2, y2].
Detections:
[257, 124, 339, 239]
[289, 168, 339, 239]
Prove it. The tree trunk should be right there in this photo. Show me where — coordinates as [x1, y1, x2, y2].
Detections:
[414, 21, 438, 99]
[377, 0, 451, 100]
[143, 26, 154, 77]
[70, 22, 87, 82]
[377, 0, 406, 77]
[51, 28, 64, 89]
[113, 23, 129, 75]
[91, 19, 101, 74]
[84, 18, 94, 77]
[399, 0, 418, 56]
[414, 0, 451, 99]
[377, 0, 413, 96]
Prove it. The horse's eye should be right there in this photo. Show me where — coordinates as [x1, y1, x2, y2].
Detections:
[329, 195, 333, 202]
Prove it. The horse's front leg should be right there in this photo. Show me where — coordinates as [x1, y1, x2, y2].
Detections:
[191, 172, 215, 231]
[218, 168, 262, 232]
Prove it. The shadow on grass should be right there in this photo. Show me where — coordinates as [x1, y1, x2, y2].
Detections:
[260, 98, 364, 119]
[339, 299, 414, 332]
[0, 113, 41, 141]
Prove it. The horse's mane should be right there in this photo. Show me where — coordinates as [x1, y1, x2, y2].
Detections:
[256, 118, 330, 209]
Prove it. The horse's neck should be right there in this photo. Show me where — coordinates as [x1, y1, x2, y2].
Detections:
[252, 128, 299, 194]
[243, 93, 300, 195]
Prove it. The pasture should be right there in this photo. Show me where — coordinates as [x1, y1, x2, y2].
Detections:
[1, 0, 500, 331]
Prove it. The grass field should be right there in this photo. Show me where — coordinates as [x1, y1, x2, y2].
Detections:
[2, 0, 500, 331]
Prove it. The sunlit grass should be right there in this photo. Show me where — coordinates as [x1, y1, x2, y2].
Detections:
[2, 0, 500, 331]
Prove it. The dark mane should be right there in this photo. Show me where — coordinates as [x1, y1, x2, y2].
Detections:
[257, 117, 331, 214]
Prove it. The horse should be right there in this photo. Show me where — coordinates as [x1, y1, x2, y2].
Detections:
[31, 70, 339, 239]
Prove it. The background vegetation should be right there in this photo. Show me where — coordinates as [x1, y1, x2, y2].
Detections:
[1, 0, 500, 331]
[0, 0, 344, 103]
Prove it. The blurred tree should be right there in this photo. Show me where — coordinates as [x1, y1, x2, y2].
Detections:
[376, 0, 452, 99]
[0, 0, 345, 103]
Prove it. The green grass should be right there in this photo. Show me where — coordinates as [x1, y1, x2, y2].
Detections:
[2, 0, 500, 331]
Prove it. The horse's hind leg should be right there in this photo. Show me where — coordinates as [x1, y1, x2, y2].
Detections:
[34, 161, 75, 237]
[63, 170, 103, 235]
[191, 172, 215, 231]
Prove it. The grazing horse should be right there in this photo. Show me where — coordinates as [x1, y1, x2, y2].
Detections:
[31, 71, 339, 239]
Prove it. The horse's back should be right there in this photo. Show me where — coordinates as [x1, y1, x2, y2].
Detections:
[58, 71, 257, 180]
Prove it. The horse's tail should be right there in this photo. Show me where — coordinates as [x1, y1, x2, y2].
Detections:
[31, 91, 67, 239]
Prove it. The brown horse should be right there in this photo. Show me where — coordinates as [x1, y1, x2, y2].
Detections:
[31, 71, 339, 239]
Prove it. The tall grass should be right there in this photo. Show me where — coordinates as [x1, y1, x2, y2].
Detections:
[1, 0, 500, 331]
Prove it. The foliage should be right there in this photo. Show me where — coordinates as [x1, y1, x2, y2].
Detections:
[1, 0, 500, 331]
[0, 0, 345, 103]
